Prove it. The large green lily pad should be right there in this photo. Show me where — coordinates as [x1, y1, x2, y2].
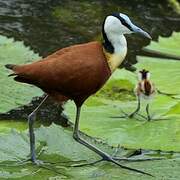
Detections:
[0, 123, 180, 179]
[0, 36, 43, 113]
[145, 32, 180, 56]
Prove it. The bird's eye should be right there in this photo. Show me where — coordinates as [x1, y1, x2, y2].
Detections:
[120, 18, 133, 31]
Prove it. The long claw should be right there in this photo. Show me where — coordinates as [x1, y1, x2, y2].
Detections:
[110, 110, 130, 119]
[69, 157, 154, 177]
[113, 157, 164, 162]
[70, 159, 103, 167]
[105, 156, 154, 177]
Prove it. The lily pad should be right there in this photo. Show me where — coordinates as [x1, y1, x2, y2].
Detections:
[166, 102, 180, 115]
[0, 120, 27, 133]
[0, 123, 149, 179]
[145, 32, 180, 56]
[0, 123, 180, 179]
[0, 35, 43, 113]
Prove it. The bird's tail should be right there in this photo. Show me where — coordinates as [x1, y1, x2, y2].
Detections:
[5, 64, 18, 76]
[5, 63, 34, 84]
[5, 64, 16, 70]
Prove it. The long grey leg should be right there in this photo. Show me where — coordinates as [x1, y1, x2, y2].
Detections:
[129, 96, 141, 118]
[73, 106, 152, 176]
[28, 95, 49, 163]
[146, 103, 151, 121]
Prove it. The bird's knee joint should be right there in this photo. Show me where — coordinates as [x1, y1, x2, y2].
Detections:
[28, 113, 36, 123]
[102, 155, 112, 162]
[129, 114, 134, 118]
[73, 133, 80, 141]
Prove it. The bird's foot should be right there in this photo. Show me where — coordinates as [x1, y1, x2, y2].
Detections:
[70, 159, 103, 167]
[71, 155, 153, 177]
[110, 110, 131, 119]
[32, 159, 44, 165]
[138, 114, 169, 121]
[110, 112, 137, 119]
[113, 156, 164, 162]
[11, 157, 47, 166]
[102, 156, 153, 177]
[134, 113, 149, 120]
[129, 112, 153, 121]
[147, 116, 151, 121]
[73, 130, 153, 176]
[27, 158, 66, 175]
[0, 158, 45, 167]
[3, 145, 48, 167]
[129, 113, 135, 118]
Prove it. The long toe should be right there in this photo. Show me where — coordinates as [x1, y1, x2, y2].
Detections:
[71, 159, 104, 167]
[110, 115, 127, 118]
[147, 116, 151, 121]
[129, 113, 135, 118]
[103, 156, 153, 177]
[33, 159, 44, 165]
[110, 110, 130, 118]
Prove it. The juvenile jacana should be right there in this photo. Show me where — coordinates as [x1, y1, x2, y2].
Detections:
[129, 69, 156, 120]
[5, 13, 152, 175]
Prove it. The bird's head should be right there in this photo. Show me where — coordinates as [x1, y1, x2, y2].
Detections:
[138, 69, 150, 80]
[103, 13, 151, 40]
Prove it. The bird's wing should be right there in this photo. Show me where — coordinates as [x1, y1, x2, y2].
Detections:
[11, 41, 111, 99]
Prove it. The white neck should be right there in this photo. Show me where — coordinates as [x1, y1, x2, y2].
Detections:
[109, 34, 127, 53]
[105, 33, 127, 72]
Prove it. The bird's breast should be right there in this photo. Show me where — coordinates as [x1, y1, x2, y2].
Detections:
[103, 48, 127, 72]
[135, 80, 156, 100]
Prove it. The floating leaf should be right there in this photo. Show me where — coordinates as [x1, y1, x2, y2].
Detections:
[0, 123, 153, 179]
[145, 32, 180, 56]
[0, 123, 180, 179]
[166, 102, 180, 115]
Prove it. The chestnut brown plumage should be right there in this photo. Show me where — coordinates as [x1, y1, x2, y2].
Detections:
[7, 42, 111, 106]
[5, 13, 152, 176]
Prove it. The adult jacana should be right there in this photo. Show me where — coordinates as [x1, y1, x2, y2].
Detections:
[5, 13, 152, 175]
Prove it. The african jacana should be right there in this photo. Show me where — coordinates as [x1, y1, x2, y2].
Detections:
[5, 13, 152, 175]
[129, 69, 156, 120]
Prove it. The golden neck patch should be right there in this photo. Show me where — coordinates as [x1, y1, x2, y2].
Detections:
[103, 47, 127, 72]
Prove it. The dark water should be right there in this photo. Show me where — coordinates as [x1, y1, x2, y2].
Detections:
[0, 0, 180, 120]
[0, 0, 180, 67]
